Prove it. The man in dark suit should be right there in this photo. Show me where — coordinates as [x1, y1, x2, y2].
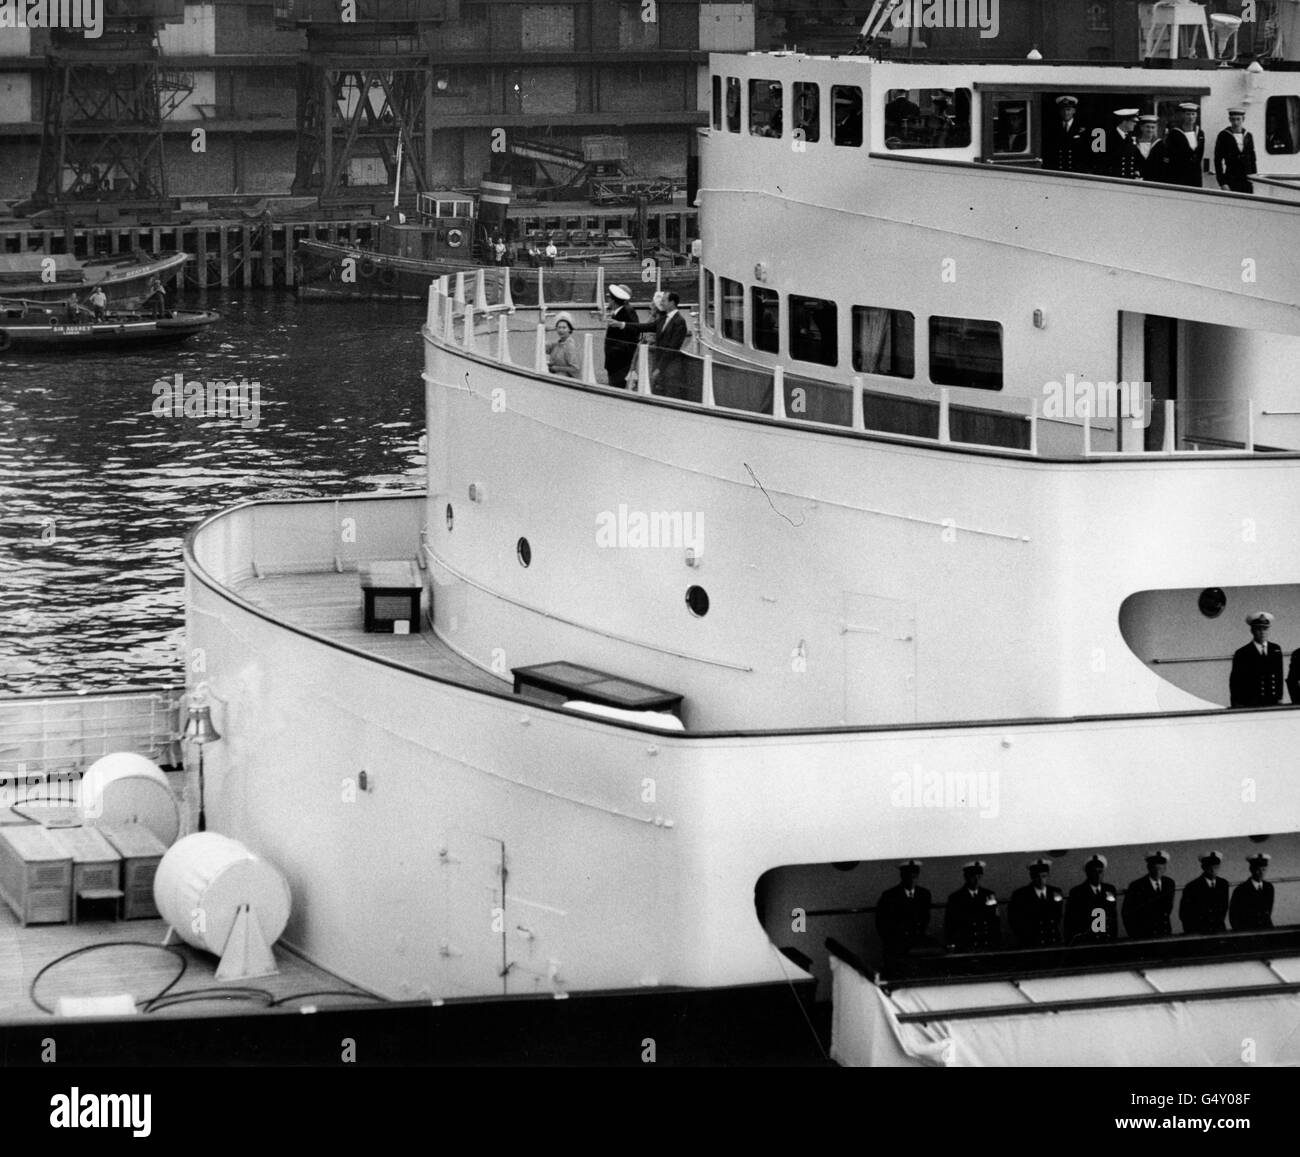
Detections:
[875, 859, 932, 968]
[603, 283, 640, 389]
[1045, 94, 1089, 173]
[1064, 853, 1119, 943]
[1180, 851, 1230, 935]
[650, 290, 690, 399]
[1215, 108, 1258, 193]
[1229, 853, 1275, 931]
[1009, 858, 1065, 948]
[943, 861, 1001, 952]
[1229, 611, 1284, 707]
[1099, 109, 1144, 179]
[1122, 850, 1176, 939]
[1163, 102, 1205, 187]
[1288, 648, 1300, 705]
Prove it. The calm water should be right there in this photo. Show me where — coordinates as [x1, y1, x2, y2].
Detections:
[0, 292, 427, 695]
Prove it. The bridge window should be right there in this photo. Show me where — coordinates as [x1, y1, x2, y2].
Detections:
[885, 88, 972, 150]
[790, 295, 838, 367]
[720, 276, 744, 342]
[793, 82, 820, 143]
[726, 77, 741, 133]
[703, 268, 716, 330]
[752, 287, 779, 353]
[930, 316, 1003, 391]
[711, 75, 722, 130]
[749, 79, 782, 137]
[991, 97, 1030, 155]
[1266, 96, 1300, 155]
[832, 85, 862, 148]
[853, 305, 914, 379]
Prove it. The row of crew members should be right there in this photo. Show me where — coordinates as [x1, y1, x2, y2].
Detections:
[876, 851, 1276, 959]
[1228, 610, 1300, 707]
[1044, 96, 1257, 192]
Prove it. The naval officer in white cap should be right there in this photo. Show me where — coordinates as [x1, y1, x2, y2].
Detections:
[1229, 611, 1283, 707]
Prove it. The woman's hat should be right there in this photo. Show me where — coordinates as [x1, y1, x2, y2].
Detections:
[607, 284, 631, 302]
[553, 311, 575, 330]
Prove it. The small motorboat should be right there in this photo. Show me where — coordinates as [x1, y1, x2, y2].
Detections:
[0, 300, 219, 352]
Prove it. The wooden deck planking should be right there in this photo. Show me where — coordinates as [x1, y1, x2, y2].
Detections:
[232, 571, 508, 694]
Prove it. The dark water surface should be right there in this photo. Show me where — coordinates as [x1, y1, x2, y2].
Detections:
[0, 292, 426, 694]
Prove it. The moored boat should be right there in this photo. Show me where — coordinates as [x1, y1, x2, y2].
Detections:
[0, 250, 189, 303]
[0, 302, 219, 352]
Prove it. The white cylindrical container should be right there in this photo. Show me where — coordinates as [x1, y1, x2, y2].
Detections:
[81, 752, 180, 846]
[153, 833, 292, 956]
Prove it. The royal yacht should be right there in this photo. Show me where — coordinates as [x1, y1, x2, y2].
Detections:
[7, 2, 1300, 1066]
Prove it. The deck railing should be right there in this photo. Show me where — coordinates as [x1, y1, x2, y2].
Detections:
[425, 283, 1270, 461]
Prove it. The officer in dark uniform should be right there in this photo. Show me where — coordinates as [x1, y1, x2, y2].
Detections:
[1288, 647, 1300, 705]
[1163, 102, 1205, 187]
[1215, 107, 1258, 193]
[875, 859, 932, 967]
[1009, 857, 1065, 947]
[1179, 851, 1230, 935]
[603, 283, 640, 389]
[1121, 849, 1176, 938]
[943, 860, 1001, 952]
[1099, 109, 1143, 179]
[1229, 611, 1284, 707]
[1229, 852, 1274, 931]
[1045, 94, 1089, 173]
[1064, 853, 1119, 943]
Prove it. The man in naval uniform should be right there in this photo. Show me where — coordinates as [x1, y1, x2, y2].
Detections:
[1009, 858, 1065, 948]
[1121, 849, 1176, 938]
[1045, 95, 1089, 173]
[1163, 102, 1205, 187]
[603, 284, 640, 389]
[1179, 851, 1230, 935]
[1215, 107, 1258, 193]
[875, 859, 932, 968]
[1229, 852, 1275, 931]
[1135, 115, 1168, 183]
[943, 860, 1001, 952]
[1100, 109, 1143, 179]
[1064, 853, 1119, 943]
[1229, 611, 1284, 707]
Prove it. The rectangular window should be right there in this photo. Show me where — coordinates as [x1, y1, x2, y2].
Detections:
[749, 79, 782, 137]
[712, 75, 722, 130]
[929, 316, 1003, 391]
[726, 77, 741, 133]
[789, 295, 838, 366]
[793, 82, 820, 143]
[885, 88, 972, 150]
[1266, 95, 1300, 155]
[832, 85, 862, 147]
[991, 97, 1030, 155]
[852, 306, 914, 379]
[704, 268, 716, 330]
[751, 287, 779, 353]
[720, 277, 744, 342]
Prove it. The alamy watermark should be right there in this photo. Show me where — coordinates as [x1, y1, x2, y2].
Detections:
[1042, 375, 1152, 427]
[595, 504, 704, 554]
[0, 1, 103, 39]
[890, 765, 1000, 819]
[152, 374, 261, 430]
[867, 0, 1000, 40]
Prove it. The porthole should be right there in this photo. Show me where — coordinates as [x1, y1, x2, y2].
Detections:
[445, 503, 454, 531]
[831, 861, 860, 872]
[517, 537, 531, 567]
[685, 585, 709, 617]
[1198, 587, 1227, 618]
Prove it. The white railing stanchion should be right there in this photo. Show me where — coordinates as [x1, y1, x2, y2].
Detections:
[772, 366, 786, 420]
[502, 269, 515, 313]
[1246, 398, 1255, 452]
[443, 296, 454, 342]
[938, 387, 951, 444]
[655, 263, 663, 294]
[581, 332, 597, 385]
[453, 270, 466, 305]
[1163, 400, 1176, 454]
[537, 267, 546, 322]
[637, 342, 652, 394]
[438, 274, 450, 297]
[1028, 398, 1039, 457]
[1082, 410, 1092, 456]
[595, 265, 605, 314]
[462, 304, 477, 351]
[702, 353, 715, 407]
[851, 374, 865, 431]
[474, 268, 487, 311]
[535, 324, 548, 373]
[426, 285, 438, 331]
[497, 315, 513, 365]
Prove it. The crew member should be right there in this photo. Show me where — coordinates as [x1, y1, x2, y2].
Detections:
[1045, 95, 1088, 173]
[1179, 851, 1230, 935]
[1229, 611, 1284, 707]
[1229, 852, 1274, 931]
[1008, 857, 1064, 948]
[1164, 102, 1205, 187]
[1064, 853, 1119, 943]
[1215, 108, 1257, 193]
[603, 284, 640, 390]
[1100, 109, 1143, 179]
[875, 859, 932, 968]
[1122, 850, 1176, 938]
[89, 286, 108, 321]
[1135, 115, 1167, 182]
[544, 239, 558, 267]
[943, 860, 1001, 952]
[996, 103, 1028, 153]
[1288, 645, 1300, 704]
